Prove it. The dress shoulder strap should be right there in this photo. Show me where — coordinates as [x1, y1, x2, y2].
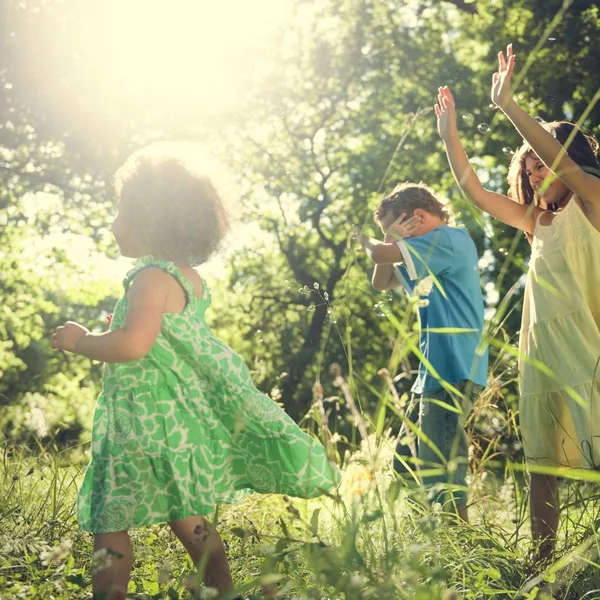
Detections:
[123, 255, 198, 303]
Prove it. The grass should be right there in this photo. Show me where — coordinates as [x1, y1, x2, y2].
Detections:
[3, 430, 600, 600]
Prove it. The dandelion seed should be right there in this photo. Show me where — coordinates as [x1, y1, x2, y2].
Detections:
[374, 301, 388, 317]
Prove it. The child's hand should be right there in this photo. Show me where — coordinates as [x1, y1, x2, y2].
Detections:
[491, 44, 515, 109]
[353, 225, 370, 252]
[435, 87, 458, 141]
[384, 214, 420, 242]
[52, 321, 89, 353]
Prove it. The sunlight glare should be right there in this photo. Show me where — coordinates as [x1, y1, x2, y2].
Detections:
[52, 0, 294, 115]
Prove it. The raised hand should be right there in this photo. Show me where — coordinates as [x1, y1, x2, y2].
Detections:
[353, 225, 370, 253]
[384, 213, 421, 241]
[434, 86, 458, 141]
[491, 43, 515, 109]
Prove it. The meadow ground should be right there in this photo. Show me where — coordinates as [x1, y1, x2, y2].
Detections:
[3, 433, 600, 600]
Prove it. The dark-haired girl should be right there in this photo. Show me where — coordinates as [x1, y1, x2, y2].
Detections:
[436, 45, 600, 564]
[52, 144, 340, 598]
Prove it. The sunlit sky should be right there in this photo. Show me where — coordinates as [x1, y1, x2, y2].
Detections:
[48, 0, 297, 117]
[16, 0, 302, 284]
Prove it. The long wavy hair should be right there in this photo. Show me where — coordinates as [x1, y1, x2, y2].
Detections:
[507, 121, 600, 208]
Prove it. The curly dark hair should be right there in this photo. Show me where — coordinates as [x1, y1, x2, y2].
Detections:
[376, 182, 453, 224]
[115, 145, 230, 266]
[507, 121, 600, 207]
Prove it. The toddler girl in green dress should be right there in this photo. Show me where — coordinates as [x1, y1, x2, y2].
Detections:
[52, 144, 340, 599]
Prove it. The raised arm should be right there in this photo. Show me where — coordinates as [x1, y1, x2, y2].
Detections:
[492, 44, 600, 208]
[436, 86, 541, 234]
[355, 214, 420, 291]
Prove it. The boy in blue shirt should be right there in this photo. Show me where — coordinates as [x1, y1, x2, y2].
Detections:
[357, 182, 488, 522]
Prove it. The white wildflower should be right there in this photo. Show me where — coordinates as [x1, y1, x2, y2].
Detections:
[91, 547, 113, 574]
[340, 463, 373, 497]
[414, 276, 434, 297]
[329, 433, 342, 444]
[417, 299, 430, 308]
[259, 544, 276, 556]
[25, 406, 49, 438]
[313, 282, 319, 290]
[39, 538, 72, 566]
[324, 291, 329, 301]
[157, 560, 173, 584]
[270, 387, 282, 401]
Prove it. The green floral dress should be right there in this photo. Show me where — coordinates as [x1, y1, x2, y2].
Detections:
[78, 256, 340, 533]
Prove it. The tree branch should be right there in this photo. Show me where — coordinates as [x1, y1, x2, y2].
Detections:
[440, 0, 478, 15]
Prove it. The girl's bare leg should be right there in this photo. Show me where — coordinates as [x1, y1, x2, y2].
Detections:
[169, 516, 234, 593]
[93, 531, 133, 600]
[530, 474, 559, 564]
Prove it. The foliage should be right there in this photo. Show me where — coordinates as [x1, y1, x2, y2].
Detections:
[1, 0, 600, 438]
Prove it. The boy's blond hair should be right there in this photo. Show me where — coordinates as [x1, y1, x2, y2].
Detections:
[376, 182, 454, 225]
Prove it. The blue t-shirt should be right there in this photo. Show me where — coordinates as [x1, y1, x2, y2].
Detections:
[393, 226, 488, 394]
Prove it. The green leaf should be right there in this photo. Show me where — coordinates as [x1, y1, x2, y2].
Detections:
[66, 573, 88, 587]
[362, 510, 383, 524]
[275, 538, 289, 554]
[279, 518, 290, 538]
[230, 527, 247, 539]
